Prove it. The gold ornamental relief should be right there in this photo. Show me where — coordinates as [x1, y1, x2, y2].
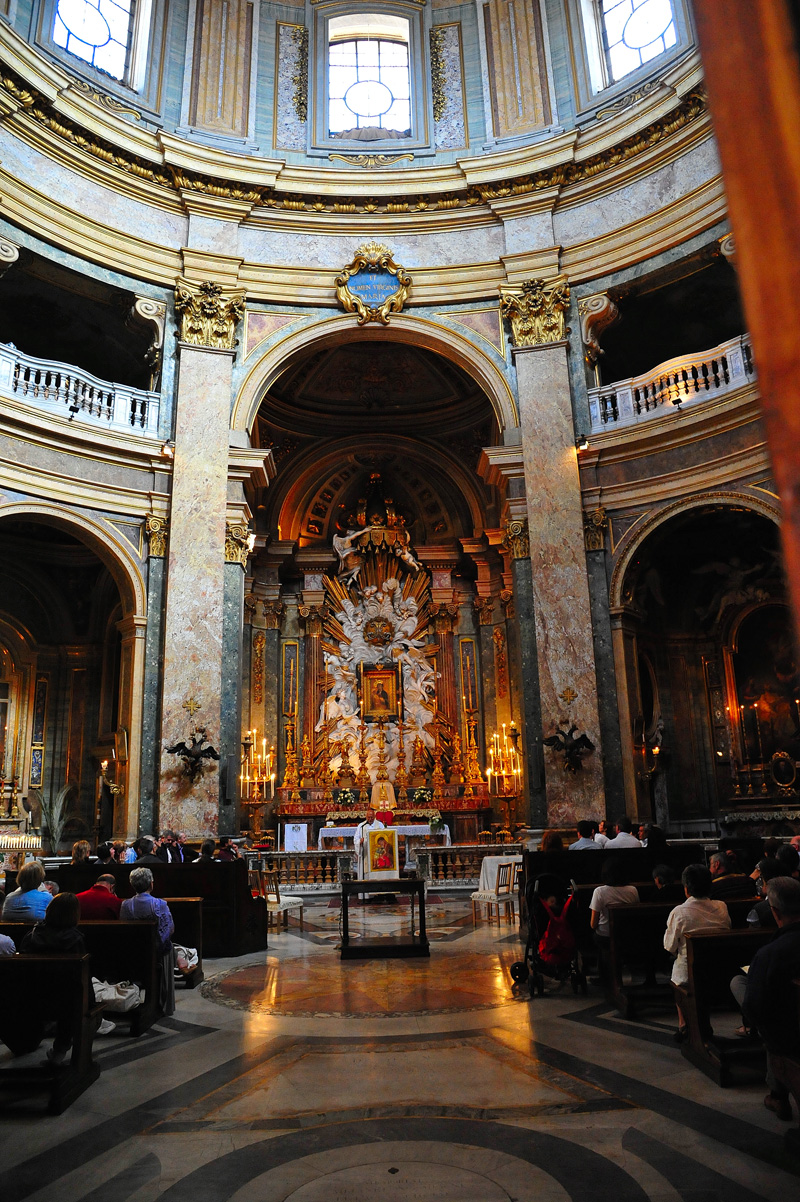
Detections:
[225, 522, 252, 565]
[500, 275, 570, 348]
[145, 515, 169, 558]
[503, 517, 530, 560]
[335, 243, 411, 326]
[175, 279, 245, 351]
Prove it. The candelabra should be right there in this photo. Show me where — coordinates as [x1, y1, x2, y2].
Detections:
[281, 718, 301, 803]
[486, 722, 521, 796]
[432, 723, 446, 803]
[241, 728, 276, 834]
[356, 722, 371, 803]
[449, 732, 465, 785]
[299, 734, 314, 787]
[375, 717, 390, 782]
[394, 720, 409, 804]
[463, 711, 483, 798]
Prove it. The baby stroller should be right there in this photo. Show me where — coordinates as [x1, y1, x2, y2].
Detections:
[511, 873, 587, 997]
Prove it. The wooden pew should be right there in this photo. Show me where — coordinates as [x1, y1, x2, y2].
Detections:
[676, 928, 773, 1086]
[607, 896, 757, 1020]
[165, 897, 204, 988]
[0, 920, 161, 1037]
[0, 954, 102, 1113]
[771, 980, 800, 1152]
[521, 845, 706, 890]
[16, 860, 267, 958]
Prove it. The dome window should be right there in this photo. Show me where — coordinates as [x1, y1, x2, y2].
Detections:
[328, 14, 411, 139]
[51, 0, 152, 89]
[600, 0, 677, 83]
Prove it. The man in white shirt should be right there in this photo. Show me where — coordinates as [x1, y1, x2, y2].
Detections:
[353, 806, 385, 881]
[664, 862, 731, 1039]
[605, 816, 642, 848]
[569, 820, 602, 850]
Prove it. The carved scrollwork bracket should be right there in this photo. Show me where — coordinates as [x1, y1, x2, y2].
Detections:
[145, 515, 169, 558]
[578, 293, 620, 368]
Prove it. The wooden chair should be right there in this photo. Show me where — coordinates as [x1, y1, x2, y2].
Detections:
[263, 871, 304, 932]
[471, 861, 516, 925]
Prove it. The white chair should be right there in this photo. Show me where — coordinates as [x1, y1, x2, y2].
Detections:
[471, 861, 516, 925]
[263, 869, 304, 932]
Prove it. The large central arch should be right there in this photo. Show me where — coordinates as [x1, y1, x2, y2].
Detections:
[231, 313, 519, 439]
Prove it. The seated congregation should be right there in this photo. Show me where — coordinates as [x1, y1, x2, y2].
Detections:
[519, 820, 800, 1145]
[0, 833, 251, 1112]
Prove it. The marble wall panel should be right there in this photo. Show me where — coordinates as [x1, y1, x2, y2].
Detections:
[159, 345, 233, 836]
[237, 223, 507, 270]
[0, 136, 188, 248]
[434, 24, 467, 151]
[515, 343, 605, 824]
[554, 139, 721, 247]
[275, 21, 307, 152]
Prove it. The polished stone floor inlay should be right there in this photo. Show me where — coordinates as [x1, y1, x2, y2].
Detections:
[1, 896, 797, 1202]
[201, 949, 523, 1016]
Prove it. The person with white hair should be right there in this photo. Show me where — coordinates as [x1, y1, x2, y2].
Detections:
[120, 867, 175, 1016]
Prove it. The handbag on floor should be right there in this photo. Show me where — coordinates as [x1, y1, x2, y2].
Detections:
[92, 977, 142, 1012]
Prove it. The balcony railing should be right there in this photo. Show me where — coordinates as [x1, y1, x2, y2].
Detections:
[587, 333, 755, 433]
[0, 342, 159, 436]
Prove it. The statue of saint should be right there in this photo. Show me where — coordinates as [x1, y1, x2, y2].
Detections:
[333, 527, 374, 586]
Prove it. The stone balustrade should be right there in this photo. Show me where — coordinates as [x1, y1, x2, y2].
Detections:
[416, 843, 522, 887]
[255, 849, 354, 890]
[587, 334, 754, 433]
[0, 342, 160, 435]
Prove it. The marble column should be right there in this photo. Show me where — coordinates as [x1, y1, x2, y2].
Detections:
[505, 526, 547, 826]
[511, 329, 605, 824]
[218, 553, 246, 836]
[116, 614, 147, 840]
[158, 283, 244, 835]
[139, 525, 168, 835]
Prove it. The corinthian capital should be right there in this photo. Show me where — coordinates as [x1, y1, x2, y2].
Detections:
[175, 278, 245, 350]
[500, 275, 570, 348]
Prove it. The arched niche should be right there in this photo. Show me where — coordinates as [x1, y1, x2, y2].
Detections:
[610, 496, 784, 831]
[0, 504, 147, 841]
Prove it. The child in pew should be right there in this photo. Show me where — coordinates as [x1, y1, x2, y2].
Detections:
[663, 863, 731, 1042]
[589, 857, 639, 984]
[17, 892, 115, 1063]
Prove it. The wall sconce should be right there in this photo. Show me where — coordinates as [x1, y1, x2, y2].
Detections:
[575, 434, 589, 451]
[161, 440, 175, 459]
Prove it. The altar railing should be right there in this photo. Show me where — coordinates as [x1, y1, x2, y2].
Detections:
[587, 333, 754, 433]
[251, 849, 354, 890]
[0, 342, 160, 435]
[416, 843, 522, 886]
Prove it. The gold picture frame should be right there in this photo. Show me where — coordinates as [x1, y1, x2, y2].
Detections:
[368, 828, 398, 878]
[361, 665, 399, 721]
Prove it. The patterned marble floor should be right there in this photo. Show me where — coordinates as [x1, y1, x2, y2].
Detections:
[1, 895, 798, 1202]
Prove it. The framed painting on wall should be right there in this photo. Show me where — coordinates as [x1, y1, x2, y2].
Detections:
[361, 665, 399, 721]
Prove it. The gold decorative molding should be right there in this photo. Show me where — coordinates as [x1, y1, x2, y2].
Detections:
[474, 596, 495, 626]
[335, 242, 411, 325]
[291, 26, 309, 123]
[584, 506, 609, 551]
[0, 54, 707, 219]
[493, 626, 508, 697]
[225, 521, 251, 565]
[596, 79, 663, 121]
[579, 293, 620, 368]
[70, 78, 142, 121]
[328, 153, 415, 169]
[252, 630, 266, 704]
[262, 600, 285, 630]
[145, 515, 168, 557]
[501, 275, 570, 348]
[430, 27, 447, 123]
[500, 588, 514, 619]
[503, 517, 530, 560]
[175, 279, 245, 350]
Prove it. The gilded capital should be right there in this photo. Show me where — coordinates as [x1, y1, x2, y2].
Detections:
[583, 506, 609, 552]
[225, 521, 252, 565]
[175, 278, 245, 351]
[474, 596, 495, 626]
[500, 275, 570, 348]
[299, 603, 326, 636]
[430, 601, 458, 633]
[145, 515, 169, 557]
[503, 517, 530, 560]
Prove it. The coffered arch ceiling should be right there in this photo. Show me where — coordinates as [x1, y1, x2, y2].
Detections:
[255, 339, 500, 545]
[257, 340, 497, 439]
